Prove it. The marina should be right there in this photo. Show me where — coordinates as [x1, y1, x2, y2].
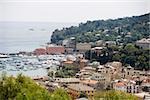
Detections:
[0, 54, 66, 78]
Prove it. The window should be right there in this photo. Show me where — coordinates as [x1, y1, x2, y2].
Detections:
[106, 71, 108, 73]
[130, 86, 132, 89]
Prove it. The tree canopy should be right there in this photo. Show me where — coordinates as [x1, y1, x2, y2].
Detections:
[94, 90, 138, 100]
[0, 73, 71, 100]
[85, 44, 150, 70]
[51, 13, 149, 44]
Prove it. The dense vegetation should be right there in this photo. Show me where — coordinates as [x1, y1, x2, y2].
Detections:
[0, 73, 71, 100]
[94, 90, 139, 100]
[85, 44, 150, 70]
[51, 13, 149, 44]
[0, 74, 139, 100]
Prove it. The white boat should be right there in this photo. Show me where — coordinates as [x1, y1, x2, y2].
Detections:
[0, 54, 9, 58]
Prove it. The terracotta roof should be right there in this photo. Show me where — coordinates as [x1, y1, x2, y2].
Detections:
[115, 82, 126, 87]
[35, 48, 45, 50]
[81, 80, 98, 85]
[46, 46, 65, 54]
[68, 84, 94, 91]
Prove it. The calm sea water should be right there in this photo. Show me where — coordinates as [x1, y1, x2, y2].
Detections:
[0, 22, 77, 53]
[0, 22, 77, 77]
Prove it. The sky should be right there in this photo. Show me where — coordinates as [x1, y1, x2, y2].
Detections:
[0, 0, 149, 23]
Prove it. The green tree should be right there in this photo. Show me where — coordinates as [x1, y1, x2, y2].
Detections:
[94, 90, 138, 100]
[50, 89, 71, 100]
[0, 74, 71, 100]
[112, 54, 121, 61]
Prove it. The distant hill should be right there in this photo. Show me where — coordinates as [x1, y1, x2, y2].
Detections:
[51, 13, 150, 44]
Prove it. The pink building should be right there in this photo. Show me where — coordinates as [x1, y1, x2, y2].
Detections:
[34, 48, 46, 55]
[46, 46, 65, 54]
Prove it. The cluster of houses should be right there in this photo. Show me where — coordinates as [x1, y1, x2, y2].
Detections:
[34, 37, 150, 57]
[31, 37, 150, 99]
[33, 56, 150, 99]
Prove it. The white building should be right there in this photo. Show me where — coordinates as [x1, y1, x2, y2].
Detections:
[136, 38, 150, 49]
[127, 81, 140, 93]
[113, 81, 127, 92]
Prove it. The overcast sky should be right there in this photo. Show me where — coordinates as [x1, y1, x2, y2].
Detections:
[0, 0, 149, 23]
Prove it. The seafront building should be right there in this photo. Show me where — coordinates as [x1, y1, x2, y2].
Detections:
[34, 45, 65, 55]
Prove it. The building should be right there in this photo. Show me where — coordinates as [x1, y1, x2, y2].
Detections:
[80, 79, 98, 89]
[61, 55, 78, 68]
[79, 59, 89, 69]
[90, 73, 106, 85]
[97, 65, 105, 74]
[97, 64, 115, 83]
[76, 70, 93, 79]
[54, 78, 80, 85]
[144, 95, 150, 100]
[136, 38, 150, 49]
[95, 40, 104, 46]
[105, 41, 116, 46]
[141, 82, 150, 92]
[62, 37, 76, 50]
[113, 79, 140, 93]
[67, 84, 95, 99]
[121, 65, 134, 79]
[82, 66, 96, 73]
[91, 47, 104, 56]
[113, 81, 127, 92]
[34, 48, 46, 55]
[110, 61, 122, 69]
[76, 43, 91, 53]
[121, 65, 149, 79]
[88, 61, 100, 68]
[46, 45, 65, 54]
[127, 81, 140, 93]
[64, 48, 74, 54]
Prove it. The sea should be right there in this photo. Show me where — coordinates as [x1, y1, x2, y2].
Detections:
[0, 22, 77, 53]
[0, 22, 77, 77]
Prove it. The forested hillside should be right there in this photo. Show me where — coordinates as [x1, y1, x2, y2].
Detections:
[51, 13, 149, 44]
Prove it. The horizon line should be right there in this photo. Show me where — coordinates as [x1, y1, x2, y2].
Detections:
[0, 12, 149, 24]
[0, 0, 146, 3]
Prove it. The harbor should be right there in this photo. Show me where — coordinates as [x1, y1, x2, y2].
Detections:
[0, 54, 66, 78]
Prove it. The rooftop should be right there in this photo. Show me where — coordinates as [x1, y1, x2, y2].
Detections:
[97, 65, 105, 69]
[55, 78, 80, 83]
[114, 82, 126, 87]
[91, 47, 103, 50]
[68, 84, 94, 91]
[80, 59, 89, 63]
[83, 66, 96, 70]
[136, 38, 150, 44]
[81, 79, 98, 85]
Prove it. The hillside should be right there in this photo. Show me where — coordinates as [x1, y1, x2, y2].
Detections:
[51, 13, 150, 44]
